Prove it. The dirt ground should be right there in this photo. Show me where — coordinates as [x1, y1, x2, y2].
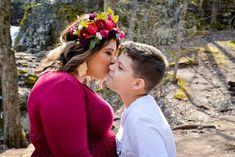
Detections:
[0, 30, 234, 157]
[162, 30, 235, 157]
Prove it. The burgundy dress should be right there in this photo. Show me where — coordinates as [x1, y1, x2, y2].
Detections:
[28, 71, 117, 157]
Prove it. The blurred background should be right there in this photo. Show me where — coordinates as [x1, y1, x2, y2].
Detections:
[0, 0, 234, 156]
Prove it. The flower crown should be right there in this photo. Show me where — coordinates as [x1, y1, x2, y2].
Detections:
[69, 7, 125, 50]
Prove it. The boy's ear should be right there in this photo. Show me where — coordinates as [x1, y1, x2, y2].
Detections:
[133, 78, 145, 90]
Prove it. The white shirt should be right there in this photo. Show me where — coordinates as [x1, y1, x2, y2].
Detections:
[116, 95, 176, 157]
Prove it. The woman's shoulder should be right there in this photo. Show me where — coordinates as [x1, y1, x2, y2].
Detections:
[37, 71, 84, 89]
[40, 71, 76, 82]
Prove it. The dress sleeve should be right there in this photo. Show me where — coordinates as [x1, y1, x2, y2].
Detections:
[128, 113, 168, 157]
[40, 78, 93, 157]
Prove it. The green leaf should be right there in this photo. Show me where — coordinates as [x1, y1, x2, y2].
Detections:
[116, 33, 120, 40]
[89, 39, 96, 50]
[106, 7, 114, 16]
[113, 15, 119, 23]
[80, 21, 88, 28]
[95, 37, 100, 44]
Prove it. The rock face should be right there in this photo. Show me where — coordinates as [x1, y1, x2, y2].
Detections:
[11, 0, 40, 25]
[14, 0, 103, 52]
[15, 3, 59, 52]
[12, 0, 235, 52]
[228, 80, 235, 96]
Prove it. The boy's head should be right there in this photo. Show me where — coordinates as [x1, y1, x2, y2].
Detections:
[106, 41, 168, 95]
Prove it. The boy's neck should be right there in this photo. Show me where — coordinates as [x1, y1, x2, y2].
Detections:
[120, 92, 148, 108]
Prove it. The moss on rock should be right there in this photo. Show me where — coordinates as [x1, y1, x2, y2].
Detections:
[25, 75, 38, 86]
[54, 3, 83, 24]
[174, 77, 192, 100]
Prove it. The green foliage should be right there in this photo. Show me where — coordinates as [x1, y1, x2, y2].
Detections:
[174, 77, 191, 100]
[162, 72, 173, 85]
[96, 88, 104, 93]
[18, 69, 27, 75]
[174, 88, 187, 100]
[54, 3, 83, 23]
[203, 44, 229, 65]
[169, 56, 197, 68]
[21, 63, 28, 67]
[20, 3, 41, 27]
[220, 40, 235, 48]
[25, 75, 38, 86]
[210, 22, 230, 30]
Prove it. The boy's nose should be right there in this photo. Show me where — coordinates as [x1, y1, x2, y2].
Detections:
[109, 63, 115, 71]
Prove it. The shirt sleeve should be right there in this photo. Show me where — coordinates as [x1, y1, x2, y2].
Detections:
[128, 113, 168, 157]
[40, 78, 93, 157]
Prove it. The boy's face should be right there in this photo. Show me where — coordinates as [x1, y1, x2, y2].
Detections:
[105, 52, 137, 94]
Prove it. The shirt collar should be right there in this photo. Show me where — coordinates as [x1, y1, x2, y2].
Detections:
[121, 94, 153, 123]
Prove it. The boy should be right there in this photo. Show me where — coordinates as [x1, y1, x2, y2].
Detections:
[105, 41, 176, 157]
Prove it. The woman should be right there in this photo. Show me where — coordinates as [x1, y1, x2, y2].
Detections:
[27, 8, 125, 157]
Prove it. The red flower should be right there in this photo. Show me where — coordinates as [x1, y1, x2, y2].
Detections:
[95, 20, 106, 29]
[100, 29, 109, 37]
[79, 28, 90, 38]
[87, 24, 98, 35]
[105, 20, 115, 30]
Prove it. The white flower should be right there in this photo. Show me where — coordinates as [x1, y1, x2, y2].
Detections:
[96, 32, 102, 40]
[84, 14, 90, 19]
[78, 25, 83, 30]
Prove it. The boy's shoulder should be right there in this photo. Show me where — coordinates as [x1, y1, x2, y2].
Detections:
[126, 95, 160, 120]
[124, 95, 169, 128]
[130, 95, 158, 112]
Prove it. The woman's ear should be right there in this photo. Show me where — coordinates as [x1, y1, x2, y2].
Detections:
[133, 78, 145, 90]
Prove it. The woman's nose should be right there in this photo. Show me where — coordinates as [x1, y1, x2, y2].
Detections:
[110, 55, 117, 64]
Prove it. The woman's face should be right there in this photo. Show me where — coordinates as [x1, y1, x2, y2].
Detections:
[86, 39, 117, 80]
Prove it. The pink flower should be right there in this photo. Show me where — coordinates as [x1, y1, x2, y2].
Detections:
[100, 29, 109, 37]
[105, 20, 115, 30]
[108, 15, 112, 20]
[69, 26, 76, 33]
[95, 20, 106, 29]
[89, 12, 96, 20]
[119, 31, 125, 40]
[87, 24, 98, 35]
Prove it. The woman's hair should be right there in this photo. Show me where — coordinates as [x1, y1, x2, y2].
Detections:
[37, 8, 124, 73]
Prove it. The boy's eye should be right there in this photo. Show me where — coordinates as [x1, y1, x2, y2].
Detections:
[118, 66, 123, 70]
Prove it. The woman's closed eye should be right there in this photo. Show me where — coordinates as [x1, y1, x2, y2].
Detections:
[106, 51, 113, 56]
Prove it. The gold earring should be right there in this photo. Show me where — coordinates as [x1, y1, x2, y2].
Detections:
[78, 62, 88, 77]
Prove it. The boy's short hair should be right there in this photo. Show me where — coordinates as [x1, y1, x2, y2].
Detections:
[118, 41, 168, 92]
